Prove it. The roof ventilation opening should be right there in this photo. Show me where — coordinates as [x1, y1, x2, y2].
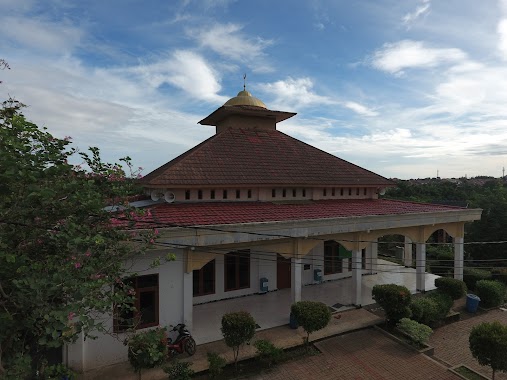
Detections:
[164, 191, 176, 203]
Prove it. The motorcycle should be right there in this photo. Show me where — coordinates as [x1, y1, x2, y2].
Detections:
[166, 323, 196, 358]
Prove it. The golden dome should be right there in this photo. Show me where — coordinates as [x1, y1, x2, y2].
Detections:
[223, 89, 267, 108]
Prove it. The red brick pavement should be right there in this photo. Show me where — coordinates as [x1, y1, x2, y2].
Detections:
[254, 328, 459, 380]
[429, 308, 507, 380]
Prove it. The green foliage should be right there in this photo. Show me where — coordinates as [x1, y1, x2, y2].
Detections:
[207, 352, 227, 379]
[463, 268, 492, 291]
[0, 99, 167, 376]
[427, 246, 454, 276]
[426, 291, 453, 320]
[435, 277, 467, 300]
[410, 297, 440, 326]
[475, 280, 506, 308]
[397, 318, 433, 345]
[221, 311, 256, 369]
[164, 361, 194, 380]
[44, 363, 77, 379]
[492, 268, 507, 286]
[469, 321, 507, 379]
[290, 301, 331, 344]
[1, 353, 31, 380]
[372, 284, 412, 324]
[127, 328, 168, 375]
[254, 339, 283, 367]
[410, 291, 452, 326]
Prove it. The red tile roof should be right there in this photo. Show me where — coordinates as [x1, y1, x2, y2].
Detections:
[140, 128, 393, 187]
[129, 199, 466, 228]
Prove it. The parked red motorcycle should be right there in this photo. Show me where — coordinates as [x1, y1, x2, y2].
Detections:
[166, 323, 196, 358]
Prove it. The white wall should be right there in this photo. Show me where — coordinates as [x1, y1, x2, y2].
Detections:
[192, 251, 262, 305]
[68, 249, 185, 372]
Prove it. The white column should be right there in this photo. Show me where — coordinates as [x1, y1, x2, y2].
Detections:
[454, 236, 464, 280]
[66, 332, 85, 372]
[291, 257, 302, 304]
[183, 272, 193, 331]
[404, 236, 413, 267]
[352, 249, 362, 306]
[370, 239, 378, 274]
[416, 243, 426, 292]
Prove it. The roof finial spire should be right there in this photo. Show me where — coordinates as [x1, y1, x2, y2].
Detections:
[243, 73, 247, 91]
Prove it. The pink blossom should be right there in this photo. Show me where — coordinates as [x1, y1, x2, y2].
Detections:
[154, 228, 159, 235]
[85, 250, 91, 257]
[149, 239, 155, 244]
[68, 312, 75, 321]
[74, 262, 82, 269]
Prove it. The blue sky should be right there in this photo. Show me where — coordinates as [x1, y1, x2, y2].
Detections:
[2, 0, 507, 179]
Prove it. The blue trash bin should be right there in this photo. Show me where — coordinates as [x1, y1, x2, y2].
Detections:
[466, 294, 481, 313]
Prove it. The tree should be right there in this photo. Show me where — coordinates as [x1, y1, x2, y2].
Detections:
[469, 321, 507, 380]
[290, 301, 331, 344]
[221, 311, 256, 371]
[0, 99, 160, 377]
[127, 327, 168, 380]
[372, 284, 412, 324]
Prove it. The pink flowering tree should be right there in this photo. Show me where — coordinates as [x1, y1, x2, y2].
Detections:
[0, 98, 167, 377]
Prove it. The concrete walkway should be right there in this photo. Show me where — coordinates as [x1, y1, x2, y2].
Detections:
[78, 307, 383, 380]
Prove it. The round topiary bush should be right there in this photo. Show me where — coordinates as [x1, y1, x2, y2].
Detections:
[463, 268, 492, 290]
[426, 290, 453, 319]
[291, 301, 331, 344]
[410, 297, 439, 326]
[221, 311, 257, 370]
[475, 280, 506, 308]
[434, 277, 467, 300]
[372, 284, 412, 324]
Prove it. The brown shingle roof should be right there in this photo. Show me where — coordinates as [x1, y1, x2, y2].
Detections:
[140, 128, 393, 187]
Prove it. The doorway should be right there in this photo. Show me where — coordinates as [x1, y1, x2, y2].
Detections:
[277, 254, 291, 289]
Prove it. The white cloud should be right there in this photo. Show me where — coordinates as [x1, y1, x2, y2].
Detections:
[497, 19, 507, 60]
[402, 0, 431, 27]
[0, 16, 83, 53]
[257, 77, 379, 118]
[344, 101, 378, 117]
[127, 50, 227, 103]
[371, 40, 467, 75]
[188, 23, 273, 72]
[256, 77, 334, 109]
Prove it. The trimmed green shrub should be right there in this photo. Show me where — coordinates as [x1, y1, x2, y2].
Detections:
[221, 311, 256, 370]
[291, 301, 332, 344]
[164, 361, 194, 380]
[491, 268, 507, 286]
[372, 284, 412, 324]
[207, 352, 227, 379]
[127, 327, 168, 378]
[397, 318, 433, 345]
[435, 277, 467, 300]
[476, 280, 506, 308]
[410, 297, 440, 326]
[463, 268, 492, 290]
[469, 321, 507, 379]
[427, 291, 453, 320]
[254, 339, 283, 367]
[429, 250, 454, 276]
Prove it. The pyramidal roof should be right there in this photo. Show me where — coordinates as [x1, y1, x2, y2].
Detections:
[141, 87, 393, 188]
[140, 127, 392, 187]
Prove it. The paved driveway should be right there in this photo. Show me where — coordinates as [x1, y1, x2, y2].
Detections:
[254, 328, 459, 380]
[429, 308, 507, 380]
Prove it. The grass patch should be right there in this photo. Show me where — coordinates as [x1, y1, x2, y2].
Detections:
[453, 365, 489, 380]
